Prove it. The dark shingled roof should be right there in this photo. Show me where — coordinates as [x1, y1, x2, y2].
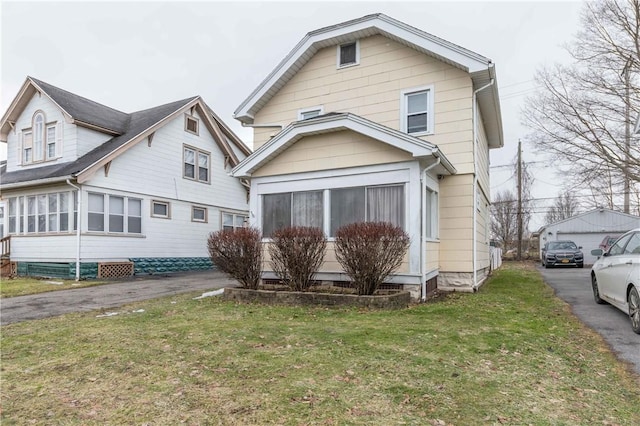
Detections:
[1, 93, 198, 186]
[30, 77, 131, 134]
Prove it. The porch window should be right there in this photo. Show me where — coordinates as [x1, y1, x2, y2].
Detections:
[262, 190, 323, 237]
[330, 185, 404, 236]
[425, 187, 438, 239]
[8, 198, 16, 234]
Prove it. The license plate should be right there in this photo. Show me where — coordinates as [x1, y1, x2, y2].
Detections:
[561, 259, 569, 263]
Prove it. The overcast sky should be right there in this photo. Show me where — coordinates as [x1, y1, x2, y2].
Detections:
[1, 0, 585, 229]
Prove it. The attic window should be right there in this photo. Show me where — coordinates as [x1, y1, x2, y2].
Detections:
[337, 41, 359, 68]
[298, 106, 324, 121]
[185, 115, 199, 135]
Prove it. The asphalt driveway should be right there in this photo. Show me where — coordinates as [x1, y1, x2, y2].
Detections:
[538, 266, 640, 376]
[0, 270, 238, 325]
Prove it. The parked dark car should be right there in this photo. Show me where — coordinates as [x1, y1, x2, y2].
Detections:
[541, 240, 584, 268]
[599, 235, 622, 252]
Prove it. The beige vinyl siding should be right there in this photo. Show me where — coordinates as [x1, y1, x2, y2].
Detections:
[253, 34, 474, 172]
[252, 130, 413, 177]
[438, 174, 474, 273]
[425, 240, 440, 273]
[262, 241, 411, 275]
[475, 107, 491, 196]
[475, 190, 491, 270]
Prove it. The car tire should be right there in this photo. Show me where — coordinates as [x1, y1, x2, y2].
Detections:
[545, 263, 551, 269]
[628, 287, 640, 335]
[592, 274, 607, 305]
[578, 263, 584, 269]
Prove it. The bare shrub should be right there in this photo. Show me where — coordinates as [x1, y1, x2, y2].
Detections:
[207, 227, 262, 289]
[270, 226, 326, 292]
[334, 222, 410, 295]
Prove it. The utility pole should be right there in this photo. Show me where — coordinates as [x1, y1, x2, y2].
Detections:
[517, 140, 523, 261]
[622, 57, 632, 214]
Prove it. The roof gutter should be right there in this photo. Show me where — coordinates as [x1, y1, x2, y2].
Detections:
[1, 175, 73, 190]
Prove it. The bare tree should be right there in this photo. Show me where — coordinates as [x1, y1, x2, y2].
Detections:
[490, 190, 518, 250]
[523, 0, 640, 208]
[544, 190, 581, 224]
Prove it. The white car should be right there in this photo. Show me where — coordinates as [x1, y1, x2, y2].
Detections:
[591, 229, 640, 334]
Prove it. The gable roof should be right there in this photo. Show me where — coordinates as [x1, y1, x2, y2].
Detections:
[1, 77, 130, 138]
[234, 13, 503, 148]
[537, 208, 640, 233]
[1, 78, 251, 189]
[231, 112, 456, 178]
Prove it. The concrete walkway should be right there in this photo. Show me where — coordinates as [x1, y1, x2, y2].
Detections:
[0, 270, 238, 325]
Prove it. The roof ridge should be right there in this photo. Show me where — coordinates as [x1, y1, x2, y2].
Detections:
[28, 76, 128, 115]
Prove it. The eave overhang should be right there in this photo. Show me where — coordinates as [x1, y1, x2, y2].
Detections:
[233, 13, 504, 148]
[231, 112, 456, 178]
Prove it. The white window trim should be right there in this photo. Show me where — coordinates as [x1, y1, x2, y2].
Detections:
[191, 206, 208, 223]
[400, 85, 435, 136]
[151, 200, 171, 219]
[336, 40, 360, 69]
[297, 105, 324, 121]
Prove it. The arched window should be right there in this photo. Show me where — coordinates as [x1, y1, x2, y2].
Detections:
[33, 112, 45, 162]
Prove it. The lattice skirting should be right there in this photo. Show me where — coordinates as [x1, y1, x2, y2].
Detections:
[98, 262, 134, 279]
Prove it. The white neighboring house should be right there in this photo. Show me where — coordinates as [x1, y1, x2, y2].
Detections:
[538, 208, 640, 265]
[0, 77, 251, 279]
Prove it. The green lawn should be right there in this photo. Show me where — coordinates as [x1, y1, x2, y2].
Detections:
[0, 277, 108, 298]
[1, 263, 638, 425]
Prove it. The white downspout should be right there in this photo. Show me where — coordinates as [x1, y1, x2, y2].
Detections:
[66, 179, 81, 281]
[472, 78, 495, 291]
[421, 157, 441, 302]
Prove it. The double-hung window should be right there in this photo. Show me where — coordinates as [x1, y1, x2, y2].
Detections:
[401, 86, 433, 135]
[88, 193, 142, 234]
[184, 146, 210, 183]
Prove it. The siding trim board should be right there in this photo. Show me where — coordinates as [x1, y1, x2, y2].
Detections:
[232, 112, 456, 178]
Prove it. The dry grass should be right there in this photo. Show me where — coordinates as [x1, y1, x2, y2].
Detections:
[0, 277, 108, 298]
[1, 263, 639, 425]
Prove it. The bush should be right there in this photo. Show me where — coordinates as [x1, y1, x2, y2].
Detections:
[270, 226, 327, 292]
[207, 227, 262, 289]
[334, 222, 410, 296]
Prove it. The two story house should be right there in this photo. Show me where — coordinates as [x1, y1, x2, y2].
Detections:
[232, 14, 504, 299]
[0, 77, 250, 279]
